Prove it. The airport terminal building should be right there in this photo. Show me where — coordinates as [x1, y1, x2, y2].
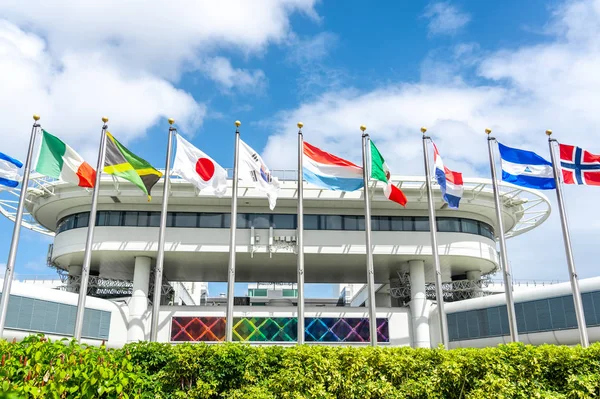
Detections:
[2, 170, 598, 348]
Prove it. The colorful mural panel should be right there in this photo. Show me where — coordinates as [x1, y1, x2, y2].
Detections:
[171, 316, 389, 343]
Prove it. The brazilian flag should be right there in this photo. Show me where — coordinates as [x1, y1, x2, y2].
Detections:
[104, 132, 162, 199]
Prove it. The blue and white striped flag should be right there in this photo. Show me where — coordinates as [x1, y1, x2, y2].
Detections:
[0, 151, 23, 188]
[498, 142, 556, 190]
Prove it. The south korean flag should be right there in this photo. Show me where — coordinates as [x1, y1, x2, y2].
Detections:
[238, 139, 280, 210]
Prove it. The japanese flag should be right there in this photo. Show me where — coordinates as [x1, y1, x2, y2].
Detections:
[172, 134, 227, 197]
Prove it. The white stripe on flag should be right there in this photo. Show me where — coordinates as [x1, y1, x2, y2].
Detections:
[501, 159, 554, 178]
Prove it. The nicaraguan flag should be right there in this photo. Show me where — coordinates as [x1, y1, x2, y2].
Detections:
[432, 143, 463, 209]
[498, 142, 556, 190]
[0, 151, 23, 188]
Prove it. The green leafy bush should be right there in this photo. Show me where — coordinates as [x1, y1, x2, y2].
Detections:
[2, 335, 600, 398]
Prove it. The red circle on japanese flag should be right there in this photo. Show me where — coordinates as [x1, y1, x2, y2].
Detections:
[195, 158, 215, 181]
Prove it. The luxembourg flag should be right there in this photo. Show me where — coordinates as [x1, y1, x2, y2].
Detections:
[432, 143, 463, 209]
[303, 141, 364, 191]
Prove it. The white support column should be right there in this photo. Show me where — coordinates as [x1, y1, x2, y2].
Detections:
[127, 256, 151, 342]
[467, 270, 483, 298]
[409, 260, 430, 348]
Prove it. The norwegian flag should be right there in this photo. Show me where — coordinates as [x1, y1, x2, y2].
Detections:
[559, 144, 600, 186]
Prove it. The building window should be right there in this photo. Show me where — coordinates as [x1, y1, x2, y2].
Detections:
[55, 211, 495, 240]
[0, 292, 110, 340]
[447, 291, 600, 342]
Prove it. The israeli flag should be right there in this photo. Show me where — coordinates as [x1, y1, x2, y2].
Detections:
[0, 151, 23, 188]
[498, 143, 556, 190]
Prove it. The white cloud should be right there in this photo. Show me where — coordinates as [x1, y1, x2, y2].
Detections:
[262, 0, 600, 280]
[423, 2, 471, 36]
[200, 57, 267, 92]
[0, 0, 318, 159]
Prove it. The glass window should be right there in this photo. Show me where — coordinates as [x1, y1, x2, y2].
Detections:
[148, 212, 161, 227]
[592, 292, 600, 327]
[249, 289, 267, 297]
[222, 213, 231, 229]
[108, 211, 122, 226]
[582, 293, 597, 326]
[137, 212, 149, 227]
[175, 213, 197, 228]
[344, 216, 361, 231]
[166, 213, 174, 227]
[304, 215, 319, 230]
[250, 214, 271, 229]
[447, 313, 459, 341]
[374, 216, 391, 231]
[390, 217, 404, 231]
[522, 302, 539, 332]
[466, 311, 479, 339]
[479, 223, 494, 240]
[476, 309, 490, 337]
[123, 211, 138, 226]
[548, 297, 566, 329]
[563, 296, 578, 328]
[75, 213, 89, 229]
[456, 312, 468, 340]
[272, 214, 295, 229]
[282, 289, 297, 297]
[414, 217, 429, 231]
[236, 214, 249, 229]
[323, 215, 343, 230]
[199, 213, 224, 228]
[487, 307, 503, 336]
[536, 299, 552, 331]
[438, 217, 461, 232]
[96, 211, 108, 226]
[461, 219, 479, 235]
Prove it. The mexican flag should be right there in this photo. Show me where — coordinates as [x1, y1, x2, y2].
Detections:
[36, 130, 96, 188]
[370, 141, 407, 206]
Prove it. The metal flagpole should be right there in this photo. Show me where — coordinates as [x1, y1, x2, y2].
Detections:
[546, 130, 589, 347]
[296, 122, 305, 344]
[149, 118, 176, 342]
[0, 114, 41, 338]
[421, 128, 449, 348]
[225, 120, 241, 342]
[485, 128, 519, 343]
[360, 125, 378, 347]
[74, 117, 109, 341]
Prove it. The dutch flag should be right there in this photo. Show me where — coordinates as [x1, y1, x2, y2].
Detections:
[302, 141, 364, 191]
[0, 151, 23, 188]
[432, 143, 463, 209]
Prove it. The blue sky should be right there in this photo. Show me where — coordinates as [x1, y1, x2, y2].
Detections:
[2, 0, 600, 297]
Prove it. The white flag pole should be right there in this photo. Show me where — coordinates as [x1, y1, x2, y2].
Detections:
[546, 129, 589, 347]
[74, 117, 109, 341]
[296, 122, 305, 345]
[225, 120, 241, 342]
[360, 125, 378, 347]
[485, 128, 519, 343]
[0, 115, 41, 338]
[149, 118, 176, 342]
[421, 127, 449, 348]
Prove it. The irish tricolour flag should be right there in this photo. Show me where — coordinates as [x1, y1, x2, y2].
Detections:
[36, 130, 96, 188]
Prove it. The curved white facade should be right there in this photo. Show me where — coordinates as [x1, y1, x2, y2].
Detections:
[14, 173, 549, 285]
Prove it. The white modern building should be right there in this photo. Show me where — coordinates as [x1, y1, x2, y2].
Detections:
[2, 170, 592, 348]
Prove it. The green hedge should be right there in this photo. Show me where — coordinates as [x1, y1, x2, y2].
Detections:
[2, 335, 600, 398]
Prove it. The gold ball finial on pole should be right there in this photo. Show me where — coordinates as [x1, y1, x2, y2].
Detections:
[421, 127, 427, 134]
[33, 114, 40, 121]
[360, 125, 367, 132]
[102, 117, 109, 123]
[235, 120, 241, 127]
[297, 122, 304, 129]
[168, 118, 175, 125]
[485, 128, 492, 135]
[546, 129, 553, 136]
